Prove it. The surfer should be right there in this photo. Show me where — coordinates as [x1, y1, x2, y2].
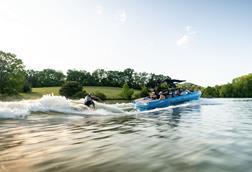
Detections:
[84, 93, 95, 109]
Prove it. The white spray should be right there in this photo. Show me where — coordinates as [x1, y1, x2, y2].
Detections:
[0, 95, 133, 119]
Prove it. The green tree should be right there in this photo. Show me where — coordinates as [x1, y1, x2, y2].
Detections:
[120, 83, 134, 100]
[59, 81, 85, 98]
[26, 69, 40, 87]
[26, 69, 65, 87]
[106, 70, 124, 87]
[22, 80, 32, 93]
[232, 74, 252, 97]
[0, 51, 26, 95]
[66, 69, 93, 86]
[122, 68, 134, 87]
[201, 73, 252, 98]
[147, 73, 170, 88]
[92, 69, 107, 86]
[219, 84, 233, 97]
[157, 83, 169, 92]
[94, 91, 107, 100]
[178, 82, 203, 91]
[139, 86, 149, 97]
[134, 86, 149, 99]
[132, 72, 148, 89]
[39, 69, 65, 87]
[202, 86, 219, 98]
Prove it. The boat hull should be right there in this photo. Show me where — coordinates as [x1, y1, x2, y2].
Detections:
[134, 91, 201, 111]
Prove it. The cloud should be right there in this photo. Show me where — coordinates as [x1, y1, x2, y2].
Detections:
[176, 26, 197, 47]
[119, 10, 127, 23]
[96, 5, 103, 15]
[176, 35, 192, 47]
[186, 25, 197, 35]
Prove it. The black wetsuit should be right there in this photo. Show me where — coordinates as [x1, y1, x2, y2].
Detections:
[84, 95, 95, 107]
[85, 100, 94, 107]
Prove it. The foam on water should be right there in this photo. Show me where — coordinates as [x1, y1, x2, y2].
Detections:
[0, 95, 201, 119]
[0, 95, 132, 119]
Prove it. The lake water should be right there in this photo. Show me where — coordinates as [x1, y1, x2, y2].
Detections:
[1, 96, 252, 172]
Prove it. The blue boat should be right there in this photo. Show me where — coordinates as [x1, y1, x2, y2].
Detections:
[134, 91, 201, 111]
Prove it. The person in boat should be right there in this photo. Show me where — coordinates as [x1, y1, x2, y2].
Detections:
[159, 91, 165, 100]
[174, 89, 180, 96]
[84, 93, 95, 108]
[149, 91, 157, 100]
[180, 89, 191, 96]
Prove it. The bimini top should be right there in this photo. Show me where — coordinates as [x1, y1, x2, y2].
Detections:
[156, 78, 186, 88]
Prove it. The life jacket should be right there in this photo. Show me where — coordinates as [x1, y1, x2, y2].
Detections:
[84, 95, 92, 103]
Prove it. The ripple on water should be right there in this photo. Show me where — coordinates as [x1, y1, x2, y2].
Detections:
[1, 99, 252, 172]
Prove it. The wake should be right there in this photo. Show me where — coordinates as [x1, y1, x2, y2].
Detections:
[0, 95, 133, 119]
[0, 95, 202, 119]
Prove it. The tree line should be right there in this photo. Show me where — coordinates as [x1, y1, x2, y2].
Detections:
[202, 74, 252, 98]
[26, 68, 171, 90]
[0, 50, 171, 96]
[1, 50, 252, 98]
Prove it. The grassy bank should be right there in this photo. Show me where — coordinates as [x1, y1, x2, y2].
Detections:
[1, 86, 140, 101]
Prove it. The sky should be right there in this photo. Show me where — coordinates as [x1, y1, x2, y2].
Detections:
[0, 0, 251, 86]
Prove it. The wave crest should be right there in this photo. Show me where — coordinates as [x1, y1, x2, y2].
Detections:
[0, 95, 132, 119]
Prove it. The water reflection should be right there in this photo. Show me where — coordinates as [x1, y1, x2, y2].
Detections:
[1, 100, 252, 172]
